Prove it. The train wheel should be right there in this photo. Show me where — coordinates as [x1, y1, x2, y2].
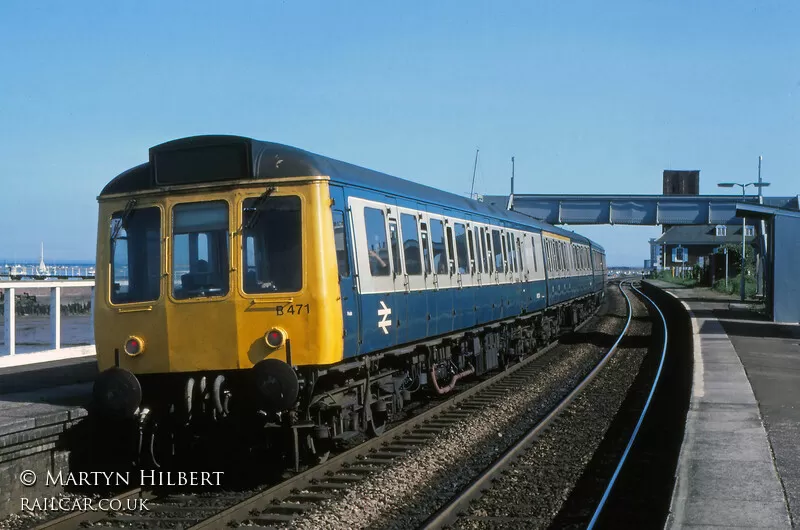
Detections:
[367, 398, 387, 436]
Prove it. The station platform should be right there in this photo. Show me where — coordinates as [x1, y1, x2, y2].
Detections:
[0, 381, 91, 517]
[645, 280, 798, 529]
[0, 346, 97, 395]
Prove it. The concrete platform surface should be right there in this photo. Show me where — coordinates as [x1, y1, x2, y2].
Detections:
[0, 383, 90, 437]
[0, 345, 96, 368]
[645, 280, 796, 529]
[0, 351, 97, 395]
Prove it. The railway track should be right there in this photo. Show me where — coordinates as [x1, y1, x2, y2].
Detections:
[33, 296, 609, 530]
[420, 280, 667, 529]
[31, 283, 646, 530]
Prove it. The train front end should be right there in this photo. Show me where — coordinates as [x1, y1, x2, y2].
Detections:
[91, 136, 344, 466]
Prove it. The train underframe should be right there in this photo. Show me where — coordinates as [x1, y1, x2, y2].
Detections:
[92, 291, 603, 473]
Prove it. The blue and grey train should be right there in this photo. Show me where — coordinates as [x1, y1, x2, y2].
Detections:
[91, 135, 607, 464]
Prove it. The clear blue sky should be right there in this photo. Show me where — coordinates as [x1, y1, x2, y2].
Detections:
[1, 1, 797, 265]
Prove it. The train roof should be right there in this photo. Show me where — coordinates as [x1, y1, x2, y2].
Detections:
[101, 135, 603, 250]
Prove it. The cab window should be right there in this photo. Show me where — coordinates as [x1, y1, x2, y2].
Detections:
[241, 196, 302, 293]
[110, 206, 161, 304]
[172, 201, 230, 299]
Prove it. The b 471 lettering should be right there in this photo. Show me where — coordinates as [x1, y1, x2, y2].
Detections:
[276, 304, 310, 316]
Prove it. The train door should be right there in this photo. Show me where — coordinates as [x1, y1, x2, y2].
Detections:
[418, 211, 434, 337]
[428, 213, 453, 335]
[453, 219, 475, 330]
[349, 196, 401, 352]
[490, 227, 504, 321]
[397, 206, 427, 344]
[385, 201, 407, 345]
[474, 223, 493, 323]
[329, 186, 360, 357]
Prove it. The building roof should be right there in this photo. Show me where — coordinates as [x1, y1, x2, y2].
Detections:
[655, 224, 756, 246]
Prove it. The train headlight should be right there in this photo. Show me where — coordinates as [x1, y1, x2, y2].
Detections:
[124, 336, 145, 357]
[264, 328, 286, 349]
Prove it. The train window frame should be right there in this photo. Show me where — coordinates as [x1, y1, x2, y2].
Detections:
[454, 222, 469, 275]
[420, 221, 432, 276]
[467, 227, 477, 275]
[531, 235, 538, 273]
[491, 229, 504, 274]
[332, 210, 350, 278]
[430, 217, 447, 275]
[364, 206, 391, 277]
[478, 227, 488, 273]
[485, 229, 494, 274]
[445, 224, 457, 275]
[400, 213, 422, 276]
[240, 195, 303, 295]
[388, 218, 402, 277]
[171, 200, 231, 301]
[109, 205, 162, 305]
[500, 230, 513, 275]
[507, 231, 517, 274]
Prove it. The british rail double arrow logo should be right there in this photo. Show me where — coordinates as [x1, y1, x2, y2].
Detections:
[378, 301, 392, 334]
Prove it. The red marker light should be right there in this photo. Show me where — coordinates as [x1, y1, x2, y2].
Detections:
[124, 336, 144, 356]
[265, 329, 284, 348]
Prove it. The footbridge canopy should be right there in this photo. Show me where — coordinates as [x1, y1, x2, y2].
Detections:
[483, 194, 800, 225]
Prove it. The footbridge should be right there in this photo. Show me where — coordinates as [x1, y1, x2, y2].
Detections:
[483, 193, 800, 323]
[483, 194, 800, 225]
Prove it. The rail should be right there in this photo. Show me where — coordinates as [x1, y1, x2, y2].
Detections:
[32, 300, 604, 530]
[1, 280, 95, 358]
[586, 282, 669, 528]
[420, 280, 637, 529]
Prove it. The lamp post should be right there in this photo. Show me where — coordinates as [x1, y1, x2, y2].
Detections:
[718, 180, 770, 301]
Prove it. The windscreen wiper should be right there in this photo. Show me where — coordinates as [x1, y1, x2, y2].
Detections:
[242, 186, 277, 231]
[111, 199, 137, 241]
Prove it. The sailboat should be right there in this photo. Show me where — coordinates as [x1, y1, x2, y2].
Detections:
[33, 243, 49, 279]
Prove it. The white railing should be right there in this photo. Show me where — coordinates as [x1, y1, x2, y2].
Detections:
[1, 280, 95, 356]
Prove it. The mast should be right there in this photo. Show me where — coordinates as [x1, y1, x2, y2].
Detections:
[469, 148, 479, 200]
[508, 156, 515, 211]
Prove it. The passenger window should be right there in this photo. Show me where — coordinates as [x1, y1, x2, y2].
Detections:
[492, 230, 503, 273]
[557, 242, 562, 271]
[479, 227, 488, 273]
[485, 230, 494, 274]
[430, 218, 447, 274]
[332, 211, 350, 277]
[454, 223, 469, 274]
[420, 222, 432, 275]
[500, 232, 509, 273]
[400, 213, 422, 276]
[470, 228, 479, 274]
[389, 220, 402, 275]
[173, 201, 230, 300]
[507, 232, 517, 273]
[446, 225, 456, 274]
[364, 207, 390, 277]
